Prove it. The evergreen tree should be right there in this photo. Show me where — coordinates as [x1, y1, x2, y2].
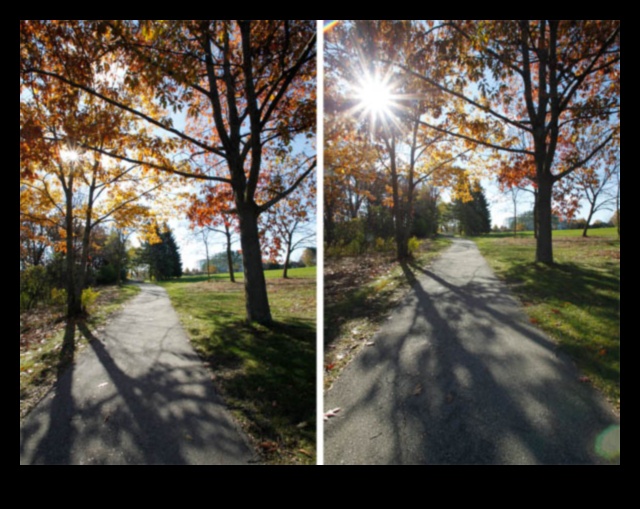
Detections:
[454, 183, 492, 236]
[141, 225, 183, 281]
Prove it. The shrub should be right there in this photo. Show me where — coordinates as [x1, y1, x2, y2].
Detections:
[81, 288, 99, 313]
[20, 266, 49, 311]
[375, 237, 394, 253]
[333, 219, 366, 254]
[408, 236, 421, 255]
[50, 288, 67, 309]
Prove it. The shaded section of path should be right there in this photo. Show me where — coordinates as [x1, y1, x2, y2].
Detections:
[325, 238, 619, 465]
[20, 283, 256, 465]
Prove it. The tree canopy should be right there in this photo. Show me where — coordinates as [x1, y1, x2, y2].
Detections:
[21, 20, 317, 323]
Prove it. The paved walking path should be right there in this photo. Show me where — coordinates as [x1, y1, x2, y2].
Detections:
[325, 238, 619, 464]
[20, 283, 256, 465]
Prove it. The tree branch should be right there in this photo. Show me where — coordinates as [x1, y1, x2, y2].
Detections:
[257, 159, 316, 214]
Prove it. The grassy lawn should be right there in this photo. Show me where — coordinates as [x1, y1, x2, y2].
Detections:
[324, 237, 452, 390]
[159, 266, 316, 465]
[472, 228, 620, 410]
[20, 283, 141, 420]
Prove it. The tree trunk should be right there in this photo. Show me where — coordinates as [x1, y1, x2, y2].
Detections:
[616, 174, 620, 240]
[582, 206, 595, 238]
[225, 227, 235, 283]
[536, 177, 554, 264]
[387, 134, 409, 261]
[65, 221, 81, 317]
[202, 231, 210, 282]
[324, 193, 335, 246]
[533, 191, 539, 239]
[63, 180, 82, 318]
[237, 205, 272, 324]
[282, 233, 293, 279]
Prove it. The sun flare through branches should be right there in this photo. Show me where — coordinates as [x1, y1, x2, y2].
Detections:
[350, 68, 404, 135]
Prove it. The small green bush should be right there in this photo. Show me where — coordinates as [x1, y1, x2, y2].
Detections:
[81, 288, 99, 312]
[50, 287, 67, 308]
[375, 237, 395, 253]
[408, 236, 421, 255]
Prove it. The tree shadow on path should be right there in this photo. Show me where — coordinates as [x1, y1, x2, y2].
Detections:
[324, 245, 619, 464]
[20, 313, 254, 465]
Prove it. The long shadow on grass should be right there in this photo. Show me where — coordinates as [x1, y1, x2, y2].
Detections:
[498, 260, 620, 394]
[501, 261, 619, 319]
[197, 317, 316, 455]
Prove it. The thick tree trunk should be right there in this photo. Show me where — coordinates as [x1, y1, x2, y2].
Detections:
[65, 224, 81, 317]
[238, 205, 272, 324]
[387, 135, 409, 261]
[536, 177, 554, 264]
[395, 225, 409, 260]
[64, 182, 82, 318]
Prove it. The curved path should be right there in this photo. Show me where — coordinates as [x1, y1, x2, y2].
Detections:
[325, 238, 619, 464]
[20, 283, 256, 465]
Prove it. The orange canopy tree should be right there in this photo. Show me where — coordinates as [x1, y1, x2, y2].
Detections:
[22, 20, 317, 324]
[21, 32, 165, 317]
[402, 20, 620, 263]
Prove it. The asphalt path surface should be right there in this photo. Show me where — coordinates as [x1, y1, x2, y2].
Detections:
[325, 238, 620, 465]
[20, 283, 256, 465]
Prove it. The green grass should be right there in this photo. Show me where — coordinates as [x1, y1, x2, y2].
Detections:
[181, 266, 316, 284]
[491, 227, 618, 239]
[159, 268, 316, 465]
[472, 229, 620, 409]
[20, 283, 142, 420]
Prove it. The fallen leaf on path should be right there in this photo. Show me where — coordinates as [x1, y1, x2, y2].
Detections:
[324, 408, 341, 421]
[298, 449, 313, 458]
[326, 363, 336, 371]
[365, 341, 375, 346]
[413, 384, 423, 396]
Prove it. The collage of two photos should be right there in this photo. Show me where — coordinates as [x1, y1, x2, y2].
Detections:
[20, 20, 619, 465]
